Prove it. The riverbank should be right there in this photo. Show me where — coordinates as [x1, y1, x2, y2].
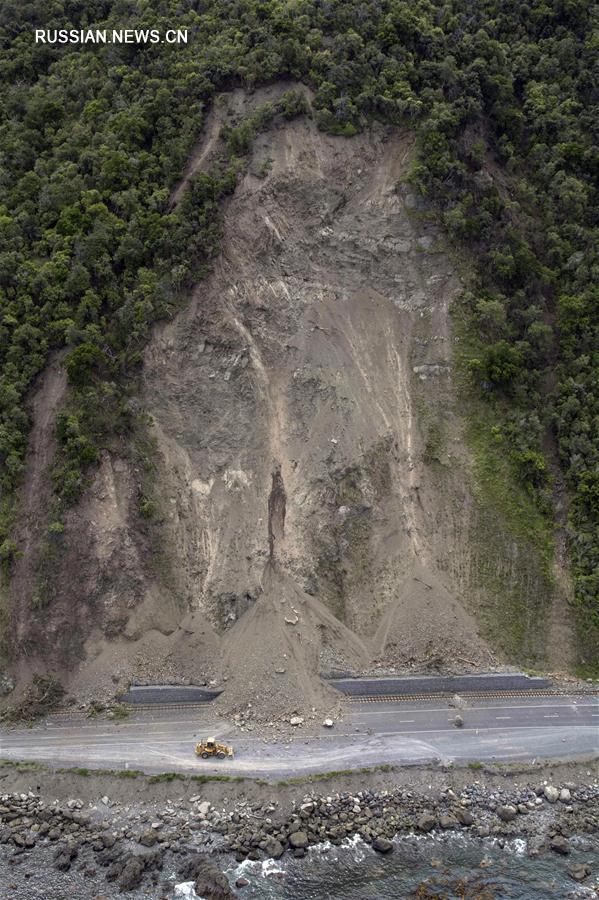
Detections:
[0, 758, 597, 896]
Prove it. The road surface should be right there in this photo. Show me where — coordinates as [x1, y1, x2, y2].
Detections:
[1, 694, 597, 778]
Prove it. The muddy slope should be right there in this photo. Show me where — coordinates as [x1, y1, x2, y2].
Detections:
[5, 88, 571, 714]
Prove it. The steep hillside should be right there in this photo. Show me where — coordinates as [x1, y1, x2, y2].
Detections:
[3, 91, 573, 716]
[1, 1, 597, 714]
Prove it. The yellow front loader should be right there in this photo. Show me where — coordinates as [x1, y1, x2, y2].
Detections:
[195, 736, 234, 760]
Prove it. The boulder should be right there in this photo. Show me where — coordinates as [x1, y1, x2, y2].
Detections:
[559, 789, 571, 803]
[288, 831, 308, 849]
[497, 805, 517, 823]
[0, 673, 15, 696]
[323, 719, 334, 728]
[527, 835, 545, 858]
[180, 855, 236, 899]
[455, 808, 474, 826]
[54, 842, 78, 872]
[118, 856, 145, 892]
[439, 813, 458, 829]
[549, 835, 570, 855]
[372, 837, 393, 854]
[417, 814, 436, 832]
[264, 837, 284, 859]
[448, 694, 466, 708]
[139, 828, 158, 847]
[543, 786, 559, 803]
[567, 862, 591, 882]
[290, 717, 304, 726]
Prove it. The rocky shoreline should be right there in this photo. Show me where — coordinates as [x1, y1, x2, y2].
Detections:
[1, 771, 597, 897]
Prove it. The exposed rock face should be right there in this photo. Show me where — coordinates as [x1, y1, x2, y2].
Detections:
[138, 109, 498, 714]
[179, 856, 236, 900]
[5, 85, 567, 707]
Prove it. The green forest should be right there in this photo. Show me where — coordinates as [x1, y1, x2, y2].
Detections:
[0, 0, 597, 664]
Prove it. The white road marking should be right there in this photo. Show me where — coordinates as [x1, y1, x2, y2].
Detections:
[340, 725, 590, 738]
[543, 715, 559, 718]
[356, 702, 597, 715]
[495, 716, 511, 720]
[146, 747, 189, 765]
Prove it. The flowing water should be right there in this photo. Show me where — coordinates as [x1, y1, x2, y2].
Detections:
[213, 832, 599, 898]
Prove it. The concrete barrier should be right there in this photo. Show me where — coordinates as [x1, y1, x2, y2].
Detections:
[325, 672, 553, 697]
[119, 685, 222, 705]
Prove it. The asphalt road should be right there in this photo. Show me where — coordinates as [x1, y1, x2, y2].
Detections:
[1, 694, 597, 778]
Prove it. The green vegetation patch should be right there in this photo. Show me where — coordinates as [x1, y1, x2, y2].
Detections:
[277, 764, 397, 787]
[0, 674, 64, 723]
[148, 771, 245, 784]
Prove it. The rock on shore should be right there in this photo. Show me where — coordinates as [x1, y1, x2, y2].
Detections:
[0, 778, 597, 894]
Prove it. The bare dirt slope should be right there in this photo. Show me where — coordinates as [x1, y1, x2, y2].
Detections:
[8, 357, 66, 654]
[4, 87, 570, 717]
[137, 99, 497, 715]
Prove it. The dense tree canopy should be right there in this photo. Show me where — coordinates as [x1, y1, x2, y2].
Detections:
[0, 0, 597, 659]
